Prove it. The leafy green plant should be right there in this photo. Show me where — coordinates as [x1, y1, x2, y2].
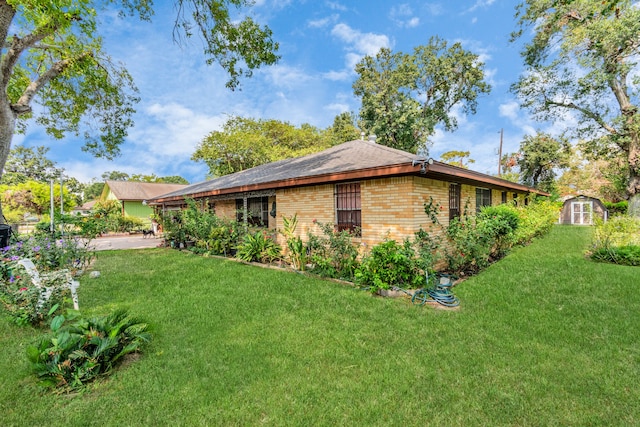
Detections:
[27, 309, 151, 392]
[0, 263, 67, 326]
[591, 245, 640, 266]
[306, 220, 359, 280]
[281, 214, 307, 270]
[355, 239, 423, 293]
[236, 230, 282, 263]
[603, 200, 628, 216]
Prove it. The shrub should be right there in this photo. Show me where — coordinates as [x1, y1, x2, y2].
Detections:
[236, 230, 282, 263]
[0, 262, 68, 326]
[592, 215, 640, 250]
[591, 245, 640, 266]
[27, 309, 151, 392]
[604, 201, 628, 216]
[306, 221, 359, 281]
[355, 239, 423, 293]
[512, 198, 559, 245]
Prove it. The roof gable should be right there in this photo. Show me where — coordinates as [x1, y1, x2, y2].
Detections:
[104, 181, 189, 201]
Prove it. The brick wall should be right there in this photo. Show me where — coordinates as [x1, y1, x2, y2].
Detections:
[215, 199, 237, 220]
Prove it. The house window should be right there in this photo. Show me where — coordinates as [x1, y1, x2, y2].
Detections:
[501, 191, 507, 204]
[236, 197, 269, 226]
[513, 193, 518, 206]
[335, 182, 361, 236]
[449, 183, 461, 220]
[476, 188, 492, 213]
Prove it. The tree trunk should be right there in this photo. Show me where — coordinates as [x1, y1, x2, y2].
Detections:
[627, 123, 640, 218]
[0, 98, 16, 223]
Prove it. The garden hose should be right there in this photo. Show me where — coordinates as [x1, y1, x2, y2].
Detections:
[411, 273, 460, 307]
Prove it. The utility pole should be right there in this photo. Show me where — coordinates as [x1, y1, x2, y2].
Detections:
[498, 128, 504, 177]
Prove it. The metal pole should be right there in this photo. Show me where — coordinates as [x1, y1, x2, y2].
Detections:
[60, 175, 64, 236]
[50, 179, 54, 234]
[60, 175, 64, 214]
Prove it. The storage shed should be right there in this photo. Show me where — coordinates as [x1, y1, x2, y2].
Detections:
[559, 195, 608, 225]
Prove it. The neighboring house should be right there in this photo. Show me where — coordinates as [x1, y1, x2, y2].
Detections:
[559, 195, 608, 225]
[101, 181, 189, 224]
[71, 200, 97, 216]
[149, 139, 547, 247]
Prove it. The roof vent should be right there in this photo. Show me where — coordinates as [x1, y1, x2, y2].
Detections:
[368, 134, 377, 143]
[360, 131, 365, 140]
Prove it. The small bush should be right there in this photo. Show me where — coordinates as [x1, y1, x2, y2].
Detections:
[0, 261, 69, 326]
[307, 221, 359, 281]
[27, 309, 151, 392]
[591, 245, 640, 266]
[604, 201, 628, 216]
[236, 230, 282, 263]
[355, 239, 423, 293]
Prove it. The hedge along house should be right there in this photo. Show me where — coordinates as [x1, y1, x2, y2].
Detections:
[149, 139, 547, 248]
[559, 195, 608, 225]
[101, 181, 189, 225]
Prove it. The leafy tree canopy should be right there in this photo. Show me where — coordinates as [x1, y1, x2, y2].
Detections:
[0, 145, 62, 184]
[0, 180, 74, 223]
[517, 132, 571, 193]
[0, 0, 279, 221]
[192, 116, 335, 177]
[353, 37, 491, 154]
[439, 150, 475, 169]
[511, 0, 640, 214]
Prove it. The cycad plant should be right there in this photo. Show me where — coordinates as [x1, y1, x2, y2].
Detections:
[27, 309, 151, 392]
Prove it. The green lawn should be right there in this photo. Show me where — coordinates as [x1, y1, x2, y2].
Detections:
[1, 226, 639, 426]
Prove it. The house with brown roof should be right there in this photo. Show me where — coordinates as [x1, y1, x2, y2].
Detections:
[101, 181, 188, 224]
[149, 139, 547, 247]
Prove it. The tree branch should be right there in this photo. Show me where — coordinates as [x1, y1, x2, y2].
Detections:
[544, 98, 619, 135]
[11, 52, 90, 115]
[0, 29, 51, 92]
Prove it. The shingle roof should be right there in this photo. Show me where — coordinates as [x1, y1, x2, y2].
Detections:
[105, 181, 189, 201]
[155, 139, 422, 200]
[151, 139, 548, 202]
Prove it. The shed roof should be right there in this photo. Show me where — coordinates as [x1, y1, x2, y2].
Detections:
[104, 181, 188, 201]
[151, 139, 547, 203]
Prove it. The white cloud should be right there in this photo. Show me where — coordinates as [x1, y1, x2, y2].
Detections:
[331, 23, 391, 57]
[326, 1, 347, 11]
[322, 70, 351, 81]
[390, 4, 420, 28]
[499, 101, 520, 121]
[467, 0, 496, 13]
[308, 14, 339, 28]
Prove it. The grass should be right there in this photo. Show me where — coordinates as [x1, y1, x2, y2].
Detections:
[1, 225, 639, 426]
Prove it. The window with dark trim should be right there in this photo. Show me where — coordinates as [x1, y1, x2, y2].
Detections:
[449, 183, 461, 220]
[236, 197, 269, 226]
[335, 183, 361, 236]
[476, 188, 492, 213]
[501, 191, 507, 204]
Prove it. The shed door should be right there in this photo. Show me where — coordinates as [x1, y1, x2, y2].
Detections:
[571, 201, 593, 225]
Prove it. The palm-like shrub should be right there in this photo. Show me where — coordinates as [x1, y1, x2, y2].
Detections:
[27, 309, 151, 392]
[236, 230, 282, 263]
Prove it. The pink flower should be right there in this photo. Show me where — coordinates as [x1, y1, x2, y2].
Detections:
[19, 287, 28, 292]
[312, 219, 317, 224]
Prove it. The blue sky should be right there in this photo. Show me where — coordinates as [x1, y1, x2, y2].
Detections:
[16, 0, 551, 185]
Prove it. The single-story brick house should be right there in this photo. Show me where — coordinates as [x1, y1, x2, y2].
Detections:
[101, 181, 188, 224]
[149, 139, 547, 247]
[559, 194, 608, 225]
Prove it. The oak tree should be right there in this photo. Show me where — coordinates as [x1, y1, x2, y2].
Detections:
[0, 0, 279, 221]
[512, 0, 640, 215]
[353, 38, 491, 153]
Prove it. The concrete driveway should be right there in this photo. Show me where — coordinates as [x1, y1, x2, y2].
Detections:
[88, 234, 165, 251]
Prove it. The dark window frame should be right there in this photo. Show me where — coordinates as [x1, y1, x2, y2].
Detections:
[476, 188, 492, 213]
[236, 196, 269, 227]
[449, 183, 461, 220]
[335, 182, 361, 236]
